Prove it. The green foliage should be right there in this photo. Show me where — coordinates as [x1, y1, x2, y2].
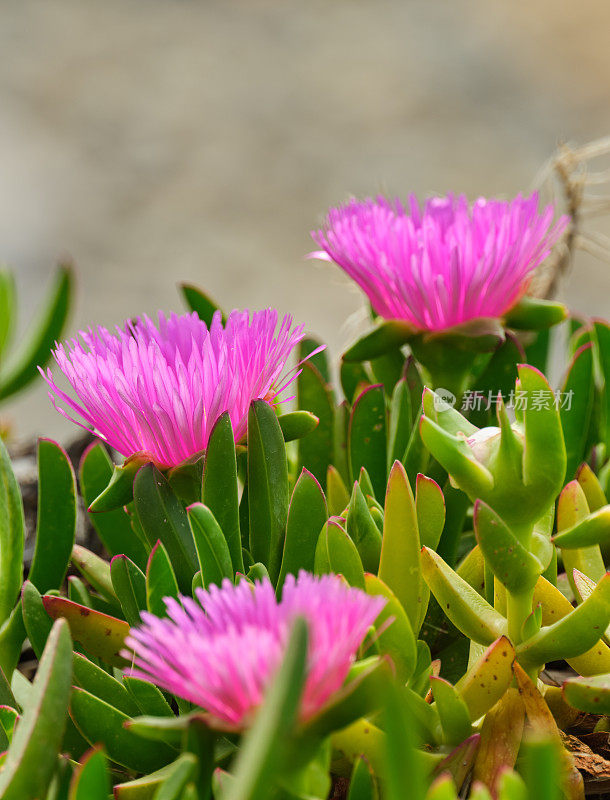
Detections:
[0, 263, 73, 402]
[203, 413, 243, 574]
[247, 399, 289, 583]
[0, 436, 24, 625]
[0, 620, 72, 800]
[28, 440, 77, 594]
[5, 266, 610, 798]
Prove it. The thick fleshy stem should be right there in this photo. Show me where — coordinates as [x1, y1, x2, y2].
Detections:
[506, 588, 535, 647]
[409, 338, 478, 405]
[502, 523, 541, 682]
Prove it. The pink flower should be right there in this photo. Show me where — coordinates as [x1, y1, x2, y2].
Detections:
[41, 309, 309, 468]
[310, 193, 568, 332]
[123, 571, 385, 730]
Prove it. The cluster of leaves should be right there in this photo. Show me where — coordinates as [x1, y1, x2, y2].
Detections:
[0, 283, 609, 798]
[0, 263, 73, 411]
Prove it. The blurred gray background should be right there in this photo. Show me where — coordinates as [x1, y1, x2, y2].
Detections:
[2, 0, 610, 443]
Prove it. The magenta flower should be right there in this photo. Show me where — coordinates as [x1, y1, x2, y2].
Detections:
[310, 193, 568, 332]
[41, 309, 309, 468]
[123, 571, 385, 730]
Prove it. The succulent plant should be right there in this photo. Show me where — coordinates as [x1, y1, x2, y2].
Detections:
[1, 190, 610, 798]
[0, 262, 73, 413]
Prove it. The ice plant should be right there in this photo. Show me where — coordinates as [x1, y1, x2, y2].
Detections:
[310, 192, 568, 332]
[123, 571, 386, 730]
[41, 309, 308, 468]
[420, 364, 566, 532]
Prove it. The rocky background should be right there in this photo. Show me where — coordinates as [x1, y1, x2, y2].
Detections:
[2, 0, 610, 443]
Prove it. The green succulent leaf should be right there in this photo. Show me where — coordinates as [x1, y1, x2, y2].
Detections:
[0, 436, 24, 626]
[28, 439, 77, 594]
[134, 463, 198, 593]
[0, 663, 17, 711]
[467, 334, 524, 429]
[415, 474, 446, 551]
[519, 364, 566, 499]
[150, 753, 198, 800]
[358, 467, 376, 500]
[379, 462, 422, 631]
[521, 604, 543, 641]
[594, 320, 610, 455]
[125, 714, 193, 746]
[326, 465, 350, 517]
[297, 361, 335, 489]
[79, 443, 148, 567]
[70, 687, 176, 773]
[347, 756, 376, 800]
[111, 555, 147, 627]
[21, 581, 53, 660]
[68, 575, 92, 608]
[88, 452, 151, 513]
[425, 774, 459, 800]
[430, 677, 473, 746]
[503, 297, 567, 331]
[166, 456, 204, 506]
[0, 620, 72, 800]
[203, 412, 243, 574]
[343, 320, 415, 363]
[524, 328, 551, 376]
[0, 262, 73, 401]
[345, 482, 382, 574]
[474, 500, 543, 593]
[533, 575, 610, 676]
[247, 399, 289, 584]
[340, 360, 370, 406]
[68, 746, 110, 800]
[556, 480, 605, 593]
[0, 604, 26, 680]
[518, 572, 610, 668]
[71, 544, 117, 602]
[577, 462, 607, 512]
[472, 687, 524, 796]
[382, 681, 425, 800]
[0, 267, 16, 359]
[187, 503, 234, 589]
[387, 377, 413, 471]
[333, 401, 351, 486]
[246, 562, 269, 584]
[364, 573, 417, 683]
[277, 468, 328, 589]
[421, 547, 507, 646]
[348, 385, 387, 500]
[421, 387, 477, 437]
[370, 349, 406, 396]
[435, 482, 470, 568]
[560, 342, 595, 483]
[73, 652, 140, 716]
[552, 504, 610, 549]
[123, 677, 174, 718]
[42, 594, 129, 666]
[419, 415, 493, 499]
[114, 763, 189, 799]
[299, 656, 391, 745]
[146, 541, 180, 616]
[563, 672, 610, 715]
[454, 636, 515, 721]
[224, 618, 308, 800]
[0, 706, 18, 747]
[323, 519, 365, 590]
[179, 283, 225, 326]
[571, 568, 610, 650]
[278, 410, 319, 442]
